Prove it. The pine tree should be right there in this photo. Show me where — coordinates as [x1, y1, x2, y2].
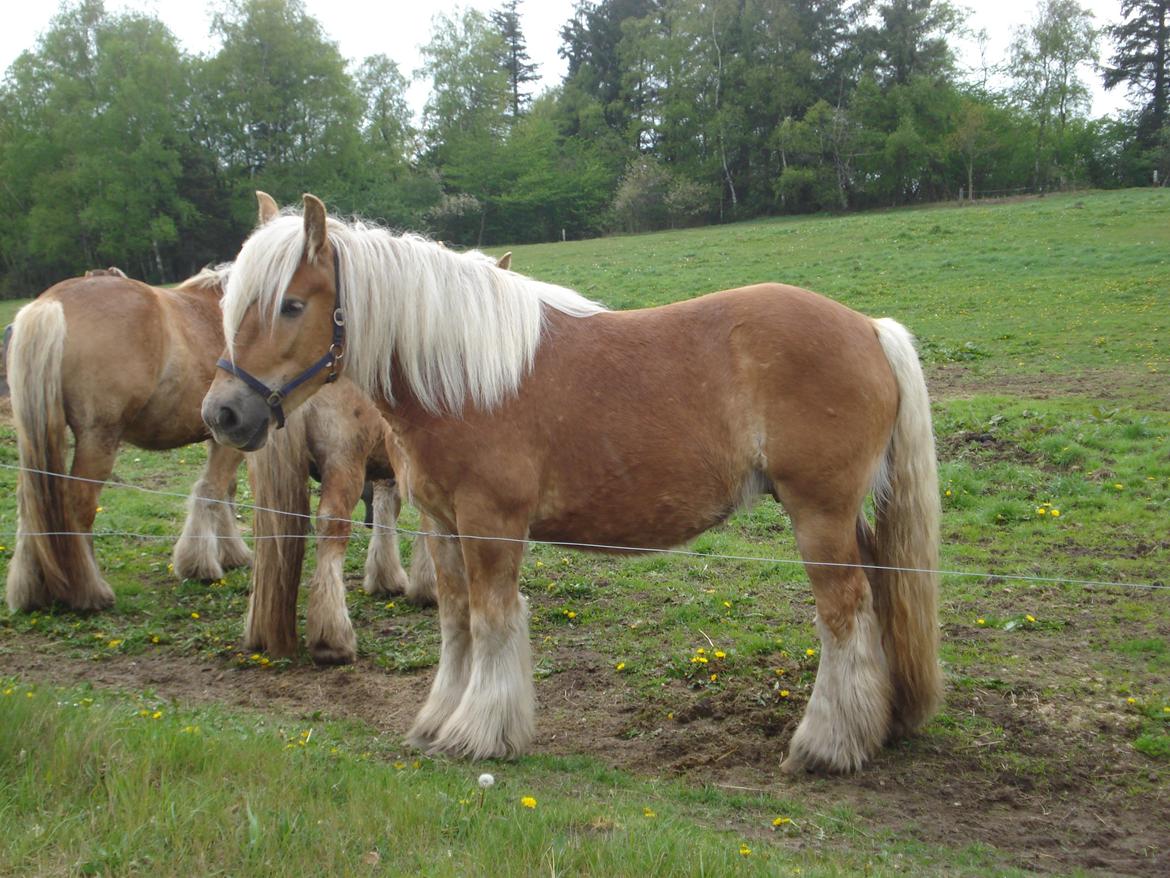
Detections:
[1104, 0, 1170, 144]
[491, 0, 540, 120]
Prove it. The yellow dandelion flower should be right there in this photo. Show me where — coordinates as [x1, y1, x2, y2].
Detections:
[1126, 697, 1137, 704]
[805, 648, 816, 657]
[696, 655, 708, 664]
[95, 506, 103, 513]
[1026, 614, 1036, 623]
[26, 691, 34, 698]
[1114, 483, 1124, 490]
[393, 762, 405, 770]
[780, 689, 790, 698]
[1163, 706, 1170, 714]
[710, 673, 718, 682]
[521, 796, 537, 809]
[534, 560, 544, 569]
[714, 650, 726, 659]
[151, 635, 160, 643]
[139, 709, 151, 717]
[107, 639, 122, 648]
[722, 601, 732, 609]
[739, 844, 752, 856]
[643, 807, 657, 818]
[566, 611, 576, 619]
[667, 712, 674, 720]
[2, 688, 14, 696]
[167, 563, 174, 572]
[384, 602, 395, 609]
[1051, 509, 1061, 517]
[696, 648, 706, 654]
[259, 657, 270, 666]
[1036, 507, 1047, 516]
[773, 816, 792, 827]
[615, 662, 626, 671]
[190, 612, 200, 620]
[977, 618, 986, 626]
[774, 668, 786, 675]
[151, 711, 162, 720]
[945, 489, 952, 497]
[412, 760, 421, 769]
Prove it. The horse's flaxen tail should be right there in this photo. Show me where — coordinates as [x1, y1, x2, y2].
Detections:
[6, 300, 78, 608]
[245, 409, 310, 657]
[869, 317, 943, 738]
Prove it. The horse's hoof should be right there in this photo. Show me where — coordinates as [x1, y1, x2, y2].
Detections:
[309, 642, 356, 666]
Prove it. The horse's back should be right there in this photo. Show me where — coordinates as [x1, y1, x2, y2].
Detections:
[37, 276, 217, 447]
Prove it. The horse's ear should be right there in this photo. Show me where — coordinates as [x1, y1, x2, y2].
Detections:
[497, 251, 512, 270]
[256, 191, 279, 226]
[302, 193, 328, 264]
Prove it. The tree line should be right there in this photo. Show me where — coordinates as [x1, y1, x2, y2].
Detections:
[1, 0, 1167, 295]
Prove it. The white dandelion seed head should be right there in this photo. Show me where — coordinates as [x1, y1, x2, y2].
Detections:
[478, 773, 495, 788]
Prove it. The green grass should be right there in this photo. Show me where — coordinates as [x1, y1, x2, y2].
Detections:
[0, 680, 1023, 877]
[3, 189, 1170, 875]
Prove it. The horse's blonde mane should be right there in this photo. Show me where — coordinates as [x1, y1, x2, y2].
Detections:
[222, 214, 605, 414]
[177, 263, 231, 292]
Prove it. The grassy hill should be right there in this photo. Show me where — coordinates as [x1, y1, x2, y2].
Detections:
[2, 190, 1168, 876]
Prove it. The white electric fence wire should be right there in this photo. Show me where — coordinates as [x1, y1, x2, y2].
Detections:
[1, 461, 1167, 592]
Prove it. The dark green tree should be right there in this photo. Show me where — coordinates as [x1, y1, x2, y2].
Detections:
[1104, 0, 1170, 154]
[492, 0, 541, 120]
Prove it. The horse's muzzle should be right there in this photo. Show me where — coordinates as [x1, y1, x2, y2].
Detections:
[202, 384, 272, 451]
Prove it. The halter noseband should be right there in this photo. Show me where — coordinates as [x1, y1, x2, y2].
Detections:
[216, 248, 345, 429]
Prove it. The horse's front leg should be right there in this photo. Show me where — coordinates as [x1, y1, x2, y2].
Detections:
[172, 441, 250, 580]
[423, 519, 533, 760]
[407, 531, 472, 748]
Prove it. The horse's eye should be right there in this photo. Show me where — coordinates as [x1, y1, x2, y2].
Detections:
[280, 299, 305, 317]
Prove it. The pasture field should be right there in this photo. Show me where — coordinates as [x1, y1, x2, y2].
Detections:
[2, 189, 1169, 876]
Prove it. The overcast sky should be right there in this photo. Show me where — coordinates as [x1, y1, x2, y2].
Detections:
[0, 0, 1135, 118]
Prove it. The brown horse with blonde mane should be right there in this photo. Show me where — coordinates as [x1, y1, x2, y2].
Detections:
[5, 205, 434, 663]
[203, 194, 942, 774]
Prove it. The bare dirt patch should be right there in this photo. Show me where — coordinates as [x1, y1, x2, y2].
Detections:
[927, 364, 1168, 408]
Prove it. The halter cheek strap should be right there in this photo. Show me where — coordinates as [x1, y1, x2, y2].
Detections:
[216, 249, 344, 429]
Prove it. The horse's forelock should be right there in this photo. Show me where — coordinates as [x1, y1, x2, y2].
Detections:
[222, 216, 305, 357]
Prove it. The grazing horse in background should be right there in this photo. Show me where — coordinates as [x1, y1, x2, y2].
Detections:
[4, 249, 430, 664]
[203, 194, 942, 774]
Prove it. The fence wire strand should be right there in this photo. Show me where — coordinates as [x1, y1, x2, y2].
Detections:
[1, 461, 1167, 593]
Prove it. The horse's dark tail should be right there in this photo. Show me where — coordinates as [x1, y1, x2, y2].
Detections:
[244, 410, 310, 657]
[870, 318, 943, 738]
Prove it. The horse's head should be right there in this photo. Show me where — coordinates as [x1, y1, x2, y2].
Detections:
[202, 192, 343, 451]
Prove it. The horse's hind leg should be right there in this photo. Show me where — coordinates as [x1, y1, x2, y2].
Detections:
[781, 505, 892, 774]
[173, 441, 250, 580]
[305, 464, 362, 665]
[61, 433, 118, 610]
[362, 479, 410, 597]
[407, 533, 472, 750]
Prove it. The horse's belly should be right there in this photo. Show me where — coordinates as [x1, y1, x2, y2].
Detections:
[528, 466, 754, 551]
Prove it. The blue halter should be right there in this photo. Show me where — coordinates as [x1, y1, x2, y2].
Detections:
[216, 249, 344, 429]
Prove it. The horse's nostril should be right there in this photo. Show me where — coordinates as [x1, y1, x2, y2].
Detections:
[218, 405, 239, 430]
